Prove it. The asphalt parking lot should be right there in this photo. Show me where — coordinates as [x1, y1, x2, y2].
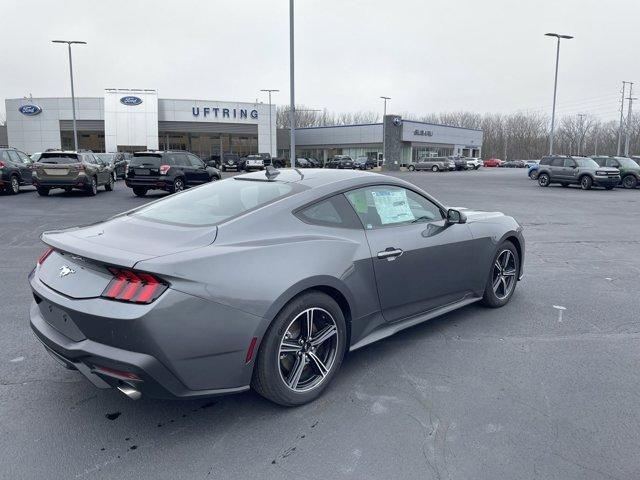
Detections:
[2, 168, 639, 480]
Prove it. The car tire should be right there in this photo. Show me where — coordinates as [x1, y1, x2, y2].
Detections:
[86, 177, 98, 196]
[105, 176, 114, 191]
[538, 173, 550, 187]
[112, 171, 117, 182]
[170, 177, 185, 194]
[408, 165, 415, 171]
[251, 291, 347, 406]
[580, 175, 593, 190]
[8, 175, 20, 195]
[481, 240, 519, 308]
[221, 165, 226, 172]
[622, 175, 638, 189]
[431, 165, 439, 172]
[133, 187, 147, 197]
[529, 170, 539, 180]
[37, 186, 50, 197]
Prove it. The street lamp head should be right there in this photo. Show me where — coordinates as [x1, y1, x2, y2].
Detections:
[260, 89, 280, 93]
[380, 96, 391, 100]
[545, 33, 573, 40]
[52, 40, 87, 45]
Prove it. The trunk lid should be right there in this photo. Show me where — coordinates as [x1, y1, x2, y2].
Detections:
[41, 214, 218, 271]
[128, 154, 163, 178]
[36, 153, 83, 181]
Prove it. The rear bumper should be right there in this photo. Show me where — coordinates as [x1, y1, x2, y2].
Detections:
[33, 177, 88, 188]
[125, 178, 171, 190]
[29, 271, 262, 399]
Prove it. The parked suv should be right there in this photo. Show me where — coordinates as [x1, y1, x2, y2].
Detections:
[32, 151, 114, 196]
[592, 156, 640, 189]
[125, 150, 221, 197]
[537, 155, 620, 190]
[96, 152, 130, 180]
[325, 156, 354, 169]
[0, 147, 33, 194]
[408, 157, 448, 172]
[466, 157, 483, 170]
[244, 154, 265, 171]
[220, 153, 243, 172]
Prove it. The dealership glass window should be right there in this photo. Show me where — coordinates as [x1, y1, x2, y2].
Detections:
[61, 130, 105, 152]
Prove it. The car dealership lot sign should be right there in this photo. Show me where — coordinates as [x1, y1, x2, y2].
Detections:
[18, 104, 42, 116]
[120, 96, 143, 106]
[192, 106, 258, 120]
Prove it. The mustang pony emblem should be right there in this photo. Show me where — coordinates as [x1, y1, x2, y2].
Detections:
[59, 266, 76, 277]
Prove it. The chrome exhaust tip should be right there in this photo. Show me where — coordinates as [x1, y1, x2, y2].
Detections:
[117, 385, 142, 400]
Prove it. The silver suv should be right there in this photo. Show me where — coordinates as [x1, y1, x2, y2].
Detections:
[537, 155, 620, 190]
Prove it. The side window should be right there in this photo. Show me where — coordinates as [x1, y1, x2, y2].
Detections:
[563, 158, 575, 168]
[551, 158, 564, 167]
[296, 195, 362, 229]
[7, 151, 21, 163]
[344, 186, 443, 230]
[173, 153, 189, 167]
[607, 159, 619, 168]
[188, 154, 204, 168]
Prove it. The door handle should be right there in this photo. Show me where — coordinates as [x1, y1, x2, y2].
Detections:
[377, 248, 403, 261]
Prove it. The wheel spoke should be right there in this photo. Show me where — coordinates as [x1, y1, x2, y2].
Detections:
[280, 340, 303, 354]
[304, 309, 314, 340]
[310, 324, 337, 347]
[492, 275, 502, 291]
[503, 268, 517, 277]
[494, 260, 502, 274]
[307, 352, 328, 377]
[501, 251, 511, 270]
[499, 276, 508, 295]
[286, 356, 306, 389]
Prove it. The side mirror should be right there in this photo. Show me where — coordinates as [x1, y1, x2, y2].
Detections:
[446, 208, 467, 224]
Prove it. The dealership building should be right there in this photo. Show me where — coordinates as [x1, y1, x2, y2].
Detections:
[4, 89, 277, 158]
[5, 91, 482, 166]
[278, 116, 483, 165]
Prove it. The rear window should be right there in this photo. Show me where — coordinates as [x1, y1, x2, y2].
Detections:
[39, 153, 80, 164]
[133, 178, 299, 226]
[130, 154, 163, 167]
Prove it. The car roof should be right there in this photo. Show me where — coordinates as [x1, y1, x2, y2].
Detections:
[236, 168, 396, 189]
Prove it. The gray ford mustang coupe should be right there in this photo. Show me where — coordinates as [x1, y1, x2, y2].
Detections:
[29, 168, 524, 406]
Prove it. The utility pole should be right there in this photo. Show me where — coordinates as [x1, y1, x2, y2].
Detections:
[288, 0, 296, 168]
[52, 40, 86, 151]
[380, 96, 390, 167]
[260, 89, 279, 157]
[545, 33, 573, 155]
[617, 81, 629, 156]
[625, 83, 635, 157]
[577, 114, 586, 156]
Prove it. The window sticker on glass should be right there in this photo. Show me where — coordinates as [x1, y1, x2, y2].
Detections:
[372, 189, 415, 224]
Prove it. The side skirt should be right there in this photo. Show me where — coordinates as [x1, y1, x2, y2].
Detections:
[349, 296, 481, 351]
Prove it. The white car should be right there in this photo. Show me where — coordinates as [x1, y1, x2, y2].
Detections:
[466, 157, 483, 170]
[244, 155, 264, 171]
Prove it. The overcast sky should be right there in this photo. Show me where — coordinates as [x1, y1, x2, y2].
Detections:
[2, 0, 639, 123]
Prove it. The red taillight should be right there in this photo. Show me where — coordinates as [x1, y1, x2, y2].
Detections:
[0, 161, 5, 169]
[37, 247, 54, 265]
[95, 366, 140, 381]
[102, 267, 167, 304]
[245, 337, 258, 364]
[159, 164, 171, 175]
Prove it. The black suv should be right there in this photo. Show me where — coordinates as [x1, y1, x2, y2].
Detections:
[0, 147, 33, 194]
[325, 156, 354, 169]
[220, 153, 244, 172]
[125, 150, 221, 197]
[537, 155, 620, 190]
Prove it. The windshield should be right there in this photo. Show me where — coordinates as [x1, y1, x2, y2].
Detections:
[133, 178, 298, 226]
[574, 158, 599, 168]
[130, 154, 162, 167]
[96, 153, 114, 163]
[615, 157, 638, 168]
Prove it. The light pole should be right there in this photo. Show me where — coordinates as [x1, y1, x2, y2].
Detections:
[52, 40, 86, 151]
[380, 96, 390, 166]
[260, 89, 279, 158]
[289, 0, 296, 168]
[545, 33, 573, 155]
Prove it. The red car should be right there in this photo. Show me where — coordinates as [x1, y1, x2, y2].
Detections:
[483, 158, 503, 167]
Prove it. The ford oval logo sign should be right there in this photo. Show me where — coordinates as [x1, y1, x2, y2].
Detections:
[18, 104, 42, 116]
[120, 96, 143, 106]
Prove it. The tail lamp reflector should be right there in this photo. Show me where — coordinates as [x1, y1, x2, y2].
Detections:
[159, 164, 171, 175]
[37, 247, 54, 265]
[102, 268, 167, 304]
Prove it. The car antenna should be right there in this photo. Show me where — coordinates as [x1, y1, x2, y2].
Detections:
[265, 165, 280, 181]
[293, 168, 304, 180]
